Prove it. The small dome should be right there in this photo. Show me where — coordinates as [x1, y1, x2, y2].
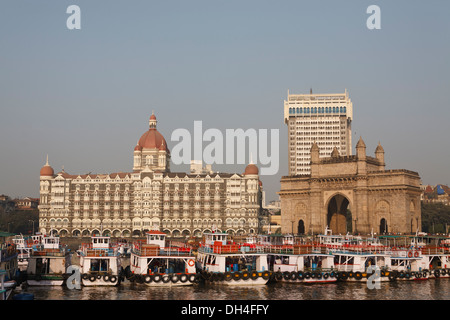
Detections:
[40, 165, 54, 176]
[375, 142, 384, 153]
[331, 147, 340, 158]
[244, 163, 259, 175]
[356, 136, 366, 148]
[134, 143, 142, 151]
[40, 156, 54, 177]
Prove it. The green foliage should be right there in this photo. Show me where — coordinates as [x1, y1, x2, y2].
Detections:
[0, 208, 39, 235]
[421, 202, 450, 233]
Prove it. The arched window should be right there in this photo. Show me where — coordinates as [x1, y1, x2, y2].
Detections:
[297, 220, 305, 234]
[380, 218, 388, 234]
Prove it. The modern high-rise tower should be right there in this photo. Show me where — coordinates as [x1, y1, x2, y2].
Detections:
[284, 89, 353, 175]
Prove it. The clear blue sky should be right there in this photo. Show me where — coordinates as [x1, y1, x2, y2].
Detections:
[1, 0, 449, 202]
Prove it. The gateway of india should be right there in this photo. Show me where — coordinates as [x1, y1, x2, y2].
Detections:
[279, 90, 422, 235]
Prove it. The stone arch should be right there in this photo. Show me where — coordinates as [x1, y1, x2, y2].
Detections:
[380, 218, 388, 234]
[172, 229, 181, 237]
[112, 229, 121, 237]
[294, 202, 308, 234]
[122, 229, 131, 237]
[326, 193, 351, 234]
[375, 200, 390, 234]
[297, 219, 305, 234]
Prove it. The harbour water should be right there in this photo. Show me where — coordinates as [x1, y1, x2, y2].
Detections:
[13, 278, 450, 300]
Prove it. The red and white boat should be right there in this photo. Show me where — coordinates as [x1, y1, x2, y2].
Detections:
[129, 230, 198, 286]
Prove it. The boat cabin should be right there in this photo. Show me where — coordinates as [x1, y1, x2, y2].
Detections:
[146, 230, 167, 247]
[203, 232, 228, 247]
[42, 235, 60, 250]
[258, 234, 293, 246]
[91, 236, 111, 250]
[12, 235, 27, 249]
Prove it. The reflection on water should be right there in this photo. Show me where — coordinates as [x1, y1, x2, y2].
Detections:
[14, 279, 450, 301]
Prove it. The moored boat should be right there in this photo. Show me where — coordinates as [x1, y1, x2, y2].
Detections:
[12, 234, 33, 272]
[269, 244, 337, 284]
[78, 235, 122, 286]
[196, 232, 271, 286]
[26, 234, 71, 286]
[128, 230, 198, 286]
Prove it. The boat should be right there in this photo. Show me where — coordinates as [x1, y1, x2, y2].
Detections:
[128, 230, 199, 286]
[386, 246, 429, 281]
[0, 240, 18, 292]
[78, 235, 122, 286]
[269, 244, 338, 284]
[330, 247, 393, 282]
[0, 269, 14, 300]
[12, 234, 33, 272]
[409, 233, 450, 279]
[26, 234, 71, 286]
[196, 231, 271, 286]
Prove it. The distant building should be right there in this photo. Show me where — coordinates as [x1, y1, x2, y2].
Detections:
[284, 89, 353, 175]
[15, 197, 39, 210]
[421, 184, 450, 205]
[39, 113, 263, 237]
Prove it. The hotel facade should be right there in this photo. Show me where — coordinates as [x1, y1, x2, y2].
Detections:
[38, 113, 263, 237]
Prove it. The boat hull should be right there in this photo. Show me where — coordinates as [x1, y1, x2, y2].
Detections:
[201, 271, 271, 286]
[81, 274, 120, 286]
[146, 273, 195, 287]
[27, 276, 65, 286]
[273, 271, 338, 284]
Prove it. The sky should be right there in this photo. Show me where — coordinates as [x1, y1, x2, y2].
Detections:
[0, 0, 449, 202]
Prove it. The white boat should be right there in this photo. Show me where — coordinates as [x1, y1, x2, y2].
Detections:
[26, 234, 71, 286]
[128, 230, 198, 286]
[196, 232, 271, 286]
[12, 234, 33, 272]
[387, 247, 429, 280]
[331, 249, 393, 282]
[408, 234, 450, 279]
[269, 244, 337, 284]
[78, 236, 122, 286]
[418, 246, 450, 279]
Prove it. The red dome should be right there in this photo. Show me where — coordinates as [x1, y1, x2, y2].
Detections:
[138, 129, 168, 150]
[244, 163, 258, 175]
[136, 113, 169, 152]
[40, 164, 54, 177]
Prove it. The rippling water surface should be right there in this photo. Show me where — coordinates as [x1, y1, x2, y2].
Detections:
[14, 279, 450, 301]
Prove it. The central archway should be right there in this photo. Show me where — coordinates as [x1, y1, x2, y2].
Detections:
[327, 194, 351, 234]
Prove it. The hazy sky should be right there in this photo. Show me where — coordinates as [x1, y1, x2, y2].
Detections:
[1, 0, 449, 202]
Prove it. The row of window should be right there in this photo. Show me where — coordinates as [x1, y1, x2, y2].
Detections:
[289, 106, 347, 115]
